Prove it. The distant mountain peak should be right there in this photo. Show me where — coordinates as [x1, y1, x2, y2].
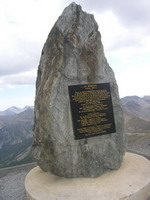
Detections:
[0, 106, 34, 116]
[121, 96, 141, 104]
[24, 105, 33, 109]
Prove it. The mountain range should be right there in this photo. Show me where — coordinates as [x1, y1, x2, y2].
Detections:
[0, 106, 34, 116]
[121, 96, 150, 133]
[0, 107, 34, 168]
[0, 96, 150, 168]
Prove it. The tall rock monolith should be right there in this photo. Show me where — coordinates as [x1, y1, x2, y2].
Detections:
[32, 2, 126, 178]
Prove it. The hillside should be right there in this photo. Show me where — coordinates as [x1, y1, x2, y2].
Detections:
[0, 96, 150, 168]
[0, 108, 34, 168]
[121, 96, 150, 133]
[121, 96, 150, 159]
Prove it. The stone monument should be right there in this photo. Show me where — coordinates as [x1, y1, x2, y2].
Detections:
[32, 2, 126, 178]
[26, 3, 150, 200]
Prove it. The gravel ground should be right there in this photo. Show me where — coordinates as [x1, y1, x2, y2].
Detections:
[0, 133, 149, 200]
[127, 132, 150, 160]
[0, 163, 37, 200]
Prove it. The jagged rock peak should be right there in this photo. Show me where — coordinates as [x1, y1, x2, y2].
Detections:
[50, 2, 99, 46]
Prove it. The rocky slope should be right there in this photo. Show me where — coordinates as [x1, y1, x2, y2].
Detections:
[0, 108, 34, 168]
[122, 96, 150, 159]
[121, 96, 150, 133]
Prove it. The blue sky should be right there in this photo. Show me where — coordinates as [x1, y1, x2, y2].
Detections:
[0, 0, 150, 110]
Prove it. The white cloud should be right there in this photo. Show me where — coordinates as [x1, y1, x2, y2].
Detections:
[0, 84, 35, 110]
[67, 0, 150, 29]
[0, 0, 63, 77]
[116, 64, 150, 97]
[0, 70, 36, 86]
[0, 96, 34, 111]
[0, 88, 4, 91]
[0, 0, 150, 109]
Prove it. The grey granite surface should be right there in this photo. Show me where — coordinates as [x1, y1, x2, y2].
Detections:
[0, 163, 36, 200]
[33, 2, 126, 178]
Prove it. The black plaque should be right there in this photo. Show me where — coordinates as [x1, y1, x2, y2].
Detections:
[68, 83, 116, 140]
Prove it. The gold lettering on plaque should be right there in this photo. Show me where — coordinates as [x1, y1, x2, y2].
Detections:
[68, 83, 116, 139]
[71, 86, 112, 135]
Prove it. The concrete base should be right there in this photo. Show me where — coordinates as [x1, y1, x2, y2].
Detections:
[25, 153, 150, 200]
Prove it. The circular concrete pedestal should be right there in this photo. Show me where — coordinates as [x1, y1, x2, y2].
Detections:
[25, 153, 150, 200]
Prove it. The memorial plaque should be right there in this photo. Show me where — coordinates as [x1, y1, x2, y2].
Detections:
[68, 83, 116, 140]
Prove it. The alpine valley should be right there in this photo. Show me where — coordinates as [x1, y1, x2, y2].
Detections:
[0, 106, 34, 168]
[0, 96, 150, 168]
